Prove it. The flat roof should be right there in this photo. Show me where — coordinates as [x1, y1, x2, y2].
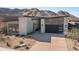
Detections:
[23, 15, 69, 19]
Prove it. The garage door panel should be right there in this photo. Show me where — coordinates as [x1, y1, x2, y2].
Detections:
[45, 25, 63, 33]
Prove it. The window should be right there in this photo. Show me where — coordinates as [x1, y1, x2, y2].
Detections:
[8, 24, 19, 33]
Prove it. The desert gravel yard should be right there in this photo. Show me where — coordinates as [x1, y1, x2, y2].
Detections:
[0, 34, 36, 51]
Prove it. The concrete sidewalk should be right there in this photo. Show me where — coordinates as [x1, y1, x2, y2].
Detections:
[51, 37, 68, 51]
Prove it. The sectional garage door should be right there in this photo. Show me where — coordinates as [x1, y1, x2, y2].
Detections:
[45, 24, 63, 33]
[45, 17, 64, 33]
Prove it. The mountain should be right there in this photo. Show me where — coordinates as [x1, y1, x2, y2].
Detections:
[57, 10, 70, 16]
[0, 8, 28, 21]
[57, 10, 79, 22]
[23, 8, 58, 17]
[0, 8, 76, 17]
[0, 7, 78, 21]
[0, 7, 29, 16]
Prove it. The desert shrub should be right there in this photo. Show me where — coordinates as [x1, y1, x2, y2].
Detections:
[19, 41, 24, 44]
[66, 28, 79, 47]
[66, 28, 79, 42]
[25, 46, 30, 49]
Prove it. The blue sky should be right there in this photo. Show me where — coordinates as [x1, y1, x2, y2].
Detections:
[36, 7, 79, 17]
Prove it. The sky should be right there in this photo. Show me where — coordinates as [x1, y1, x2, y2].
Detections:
[0, 0, 79, 17]
[35, 7, 79, 17]
[7, 7, 79, 17]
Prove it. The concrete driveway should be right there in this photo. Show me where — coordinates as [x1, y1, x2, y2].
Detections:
[51, 37, 68, 51]
[31, 33, 51, 42]
[30, 33, 68, 51]
[31, 32, 64, 42]
[29, 41, 51, 51]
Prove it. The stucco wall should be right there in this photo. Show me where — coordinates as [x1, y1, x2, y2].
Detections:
[27, 18, 33, 34]
[19, 17, 33, 35]
[45, 17, 64, 25]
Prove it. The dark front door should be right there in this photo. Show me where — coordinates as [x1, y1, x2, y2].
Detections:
[45, 24, 63, 33]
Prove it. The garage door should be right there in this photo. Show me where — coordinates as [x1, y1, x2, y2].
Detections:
[45, 24, 63, 33]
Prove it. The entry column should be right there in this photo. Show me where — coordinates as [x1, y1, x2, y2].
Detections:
[41, 19, 45, 33]
[64, 17, 69, 35]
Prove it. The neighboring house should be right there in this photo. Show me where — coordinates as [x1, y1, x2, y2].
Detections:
[6, 15, 69, 35]
[68, 17, 79, 30]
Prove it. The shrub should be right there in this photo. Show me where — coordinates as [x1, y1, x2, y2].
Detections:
[66, 28, 79, 46]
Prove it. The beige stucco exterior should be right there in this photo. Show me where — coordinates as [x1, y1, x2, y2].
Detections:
[19, 17, 33, 35]
[45, 17, 64, 25]
[6, 16, 69, 35]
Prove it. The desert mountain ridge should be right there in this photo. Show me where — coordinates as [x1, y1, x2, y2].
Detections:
[0, 7, 78, 21]
[0, 8, 75, 16]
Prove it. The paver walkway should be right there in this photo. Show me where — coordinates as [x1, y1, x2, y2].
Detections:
[51, 37, 68, 51]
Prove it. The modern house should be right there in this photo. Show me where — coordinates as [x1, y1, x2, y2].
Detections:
[6, 15, 69, 35]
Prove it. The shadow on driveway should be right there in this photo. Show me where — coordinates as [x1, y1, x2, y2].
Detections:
[31, 33, 64, 42]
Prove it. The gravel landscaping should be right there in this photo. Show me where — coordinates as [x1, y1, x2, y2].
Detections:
[0, 34, 36, 51]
